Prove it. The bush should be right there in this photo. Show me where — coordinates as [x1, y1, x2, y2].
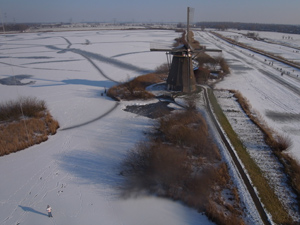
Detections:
[280, 153, 300, 196]
[206, 199, 246, 225]
[122, 101, 244, 223]
[107, 73, 166, 101]
[195, 53, 214, 67]
[0, 97, 46, 122]
[155, 63, 169, 75]
[173, 31, 187, 47]
[122, 141, 190, 196]
[194, 67, 210, 84]
[0, 97, 59, 156]
[220, 58, 230, 74]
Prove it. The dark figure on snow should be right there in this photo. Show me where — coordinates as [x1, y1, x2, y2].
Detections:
[47, 205, 53, 217]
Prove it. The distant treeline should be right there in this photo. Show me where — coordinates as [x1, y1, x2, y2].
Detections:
[194, 22, 300, 34]
[0, 24, 29, 32]
[2, 21, 300, 34]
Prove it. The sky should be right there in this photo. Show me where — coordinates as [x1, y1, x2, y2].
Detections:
[1, 0, 300, 25]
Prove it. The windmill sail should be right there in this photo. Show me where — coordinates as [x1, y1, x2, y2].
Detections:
[186, 7, 194, 47]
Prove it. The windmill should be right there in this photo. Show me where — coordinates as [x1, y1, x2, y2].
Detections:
[150, 7, 221, 92]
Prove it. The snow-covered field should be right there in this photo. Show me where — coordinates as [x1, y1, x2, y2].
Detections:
[218, 30, 300, 63]
[1, 28, 300, 224]
[193, 30, 300, 222]
[195, 30, 300, 221]
[194, 30, 300, 162]
[0, 30, 215, 225]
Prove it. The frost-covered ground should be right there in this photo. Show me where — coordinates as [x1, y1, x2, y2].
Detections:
[214, 89, 299, 221]
[194, 30, 300, 162]
[225, 29, 300, 49]
[217, 30, 300, 63]
[1, 28, 300, 225]
[0, 30, 215, 225]
[194, 30, 300, 222]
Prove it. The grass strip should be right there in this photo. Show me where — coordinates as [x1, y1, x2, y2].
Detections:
[207, 88, 292, 224]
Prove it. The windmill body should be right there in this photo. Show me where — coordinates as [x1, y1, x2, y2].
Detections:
[150, 7, 197, 93]
[151, 41, 222, 92]
[150, 7, 221, 92]
[166, 44, 196, 92]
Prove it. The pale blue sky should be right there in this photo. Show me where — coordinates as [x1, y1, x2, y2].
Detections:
[1, 0, 300, 25]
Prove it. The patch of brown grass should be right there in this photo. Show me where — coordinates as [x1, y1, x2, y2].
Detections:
[196, 52, 215, 67]
[280, 153, 300, 196]
[45, 112, 60, 135]
[206, 199, 246, 225]
[220, 57, 230, 74]
[231, 90, 251, 114]
[107, 73, 166, 101]
[0, 97, 59, 156]
[194, 52, 230, 84]
[173, 31, 188, 47]
[194, 67, 210, 84]
[122, 100, 245, 223]
[0, 97, 46, 122]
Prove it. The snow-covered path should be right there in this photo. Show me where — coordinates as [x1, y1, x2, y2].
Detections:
[0, 30, 214, 225]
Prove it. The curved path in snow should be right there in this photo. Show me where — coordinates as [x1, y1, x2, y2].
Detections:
[61, 102, 119, 131]
[55, 36, 157, 130]
[57, 36, 122, 130]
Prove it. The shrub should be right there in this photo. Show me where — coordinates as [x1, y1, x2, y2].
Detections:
[173, 31, 187, 47]
[107, 73, 166, 101]
[155, 63, 169, 75]
[122, 141, 190, 195]
[280, 153, 300, 196]
[45, 112, 60, 135]
[195, 53, 214, 67]
[272, 135, 293, 152]
[206, 196, 246, 225]
[122, 100, 245, 223]
[0, 97, 46, 122]
[194, 67, 210, 84]
[0, 97, 59, 156]
[220, 57, 230, 74]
